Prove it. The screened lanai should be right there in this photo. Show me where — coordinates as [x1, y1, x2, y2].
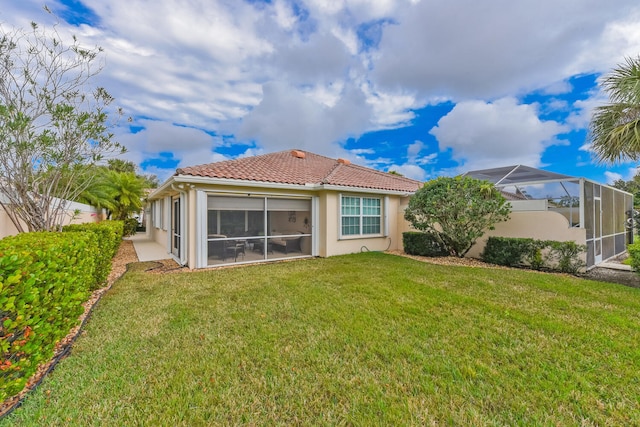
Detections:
[464, 165, 634, 268]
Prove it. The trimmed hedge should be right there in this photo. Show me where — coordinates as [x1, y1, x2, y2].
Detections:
[63, 221, 124, 288]
[403, 231, 449, 257]
[0, 231, 97, 401]
[481, 237, 537, 267]
[481, 236, 586, 274]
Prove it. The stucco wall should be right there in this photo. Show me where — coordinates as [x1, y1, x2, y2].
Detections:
[0, 202, 100, 239]
[147, 182, 413, 267]
[0, 209, 21, 238]
[396, 196, 412, 251]
[466, 210, 587, 259]
[322, 192, 405, 257]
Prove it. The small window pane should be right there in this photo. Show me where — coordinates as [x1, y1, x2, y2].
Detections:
[341, 197, 360, 216]
[362, 216, 380, 234]
[342, 216, 360, 235]
[362, 198, 380, 216]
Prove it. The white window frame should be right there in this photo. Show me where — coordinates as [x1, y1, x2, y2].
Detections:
[162, 197, 171, 231]
[152, 200, 163, 229]
[339, 194, 383, 238]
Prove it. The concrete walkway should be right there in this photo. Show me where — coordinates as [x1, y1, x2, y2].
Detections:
[126, 233, 171, 262]
[598, 261, 633, 271]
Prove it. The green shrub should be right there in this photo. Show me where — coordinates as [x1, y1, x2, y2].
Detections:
[628, 242, 640, 272]
[482, 237, 585, 274]
[63, 221, 124, 287]
[0, 232, 97, 401]
[404, 177, 511, 257]
[547, 241, 586, 274]
[402, 231, 449, 257]
[123, 218, 138, 237]
[481, 237, 535, 267]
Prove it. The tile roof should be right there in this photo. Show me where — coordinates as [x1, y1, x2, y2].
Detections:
[176, 150, 422, 193]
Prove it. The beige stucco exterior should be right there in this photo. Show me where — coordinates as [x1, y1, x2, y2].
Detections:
[0, 201, 101, 239]
[146, 180, 413, 269]
[466, 210, 587, 262]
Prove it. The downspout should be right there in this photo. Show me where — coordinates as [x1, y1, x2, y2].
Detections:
[171, 183, 188, 266]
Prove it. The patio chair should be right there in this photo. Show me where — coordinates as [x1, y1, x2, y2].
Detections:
[225, 240, 245, 262]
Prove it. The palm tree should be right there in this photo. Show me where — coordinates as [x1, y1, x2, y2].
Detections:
[590, 56, 640, 163]
[78, 168, 145, 220]
[103, 170, 145, 220]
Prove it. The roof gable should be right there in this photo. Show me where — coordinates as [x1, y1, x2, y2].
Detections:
[176, 150, 422, 193]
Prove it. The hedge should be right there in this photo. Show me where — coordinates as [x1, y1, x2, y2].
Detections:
[481, 237, 537, 267]
[403, 231, 449, 257]
[0, 231, 97, 401]
[63, 221, 124, 288]
[481, 236, 586, 274]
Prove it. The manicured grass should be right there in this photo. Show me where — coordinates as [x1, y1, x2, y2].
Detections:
[3, 252, 640, 425]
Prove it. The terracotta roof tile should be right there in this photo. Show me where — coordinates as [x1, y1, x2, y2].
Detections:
[176, 150, 422, 193]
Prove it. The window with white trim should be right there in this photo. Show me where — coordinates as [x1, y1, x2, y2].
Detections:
[152, 200, 163, 229]
[340, 195, 381, 236]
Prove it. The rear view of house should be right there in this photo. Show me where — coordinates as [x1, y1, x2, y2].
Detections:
[145, 150, 422, 269]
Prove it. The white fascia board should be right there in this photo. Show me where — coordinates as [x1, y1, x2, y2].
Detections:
[174, 176, 311, 191]
[319, 184, 416, 196]
[147, 177, 177, 200]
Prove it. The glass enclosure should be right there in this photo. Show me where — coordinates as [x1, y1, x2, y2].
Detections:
[206, 195, 312, 266]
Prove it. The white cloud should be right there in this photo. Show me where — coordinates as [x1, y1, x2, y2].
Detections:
[272, 0, 298, 30]
[407, 140, 425, 158]
[235, 81, 372, 155]
[270, 32, 353, 85]
[579, 143, 593, 152]
[430, 97, 567, 172]
[373, 0, 640, 100]
[115, 120, 225, 181]
[604, 171, 623, 183]
[566, 89, 608, 131]
[606, 166, 640, 183]
[386, 164, 427, 181]
[382, 139, 438, 181]
[5, 0, 640, 181]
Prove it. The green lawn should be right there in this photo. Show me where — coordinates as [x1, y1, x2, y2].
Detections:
[3, 252, 640, 426]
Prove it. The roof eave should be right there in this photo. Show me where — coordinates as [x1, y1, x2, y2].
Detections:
[147, 175, 418, 199]
[319, 184, 417, 196]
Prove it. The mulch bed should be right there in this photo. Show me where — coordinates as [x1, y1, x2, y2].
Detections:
[388, 250, 640, 289]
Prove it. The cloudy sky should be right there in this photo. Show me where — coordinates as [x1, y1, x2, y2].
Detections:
[3, 0, 640, 184]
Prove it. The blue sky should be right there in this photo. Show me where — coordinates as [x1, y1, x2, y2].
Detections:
[3, 0, 640, 184]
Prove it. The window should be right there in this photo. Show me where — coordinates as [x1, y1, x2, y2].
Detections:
[152, 200, 164, 229]
[340, 195, 381, 236]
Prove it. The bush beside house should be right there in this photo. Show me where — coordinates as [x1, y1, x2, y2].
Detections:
[402, 232, 449, 257]
[481, 236, 586, 274]
[627, 242, 640, 273]
[404, 176, 511, 257]
[0, 221, 123, 402]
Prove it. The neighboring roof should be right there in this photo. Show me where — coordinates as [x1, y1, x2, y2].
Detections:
[499, 189, 529, 201]
[175, 150, 422, 193]
[463, 165, 576, 186]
